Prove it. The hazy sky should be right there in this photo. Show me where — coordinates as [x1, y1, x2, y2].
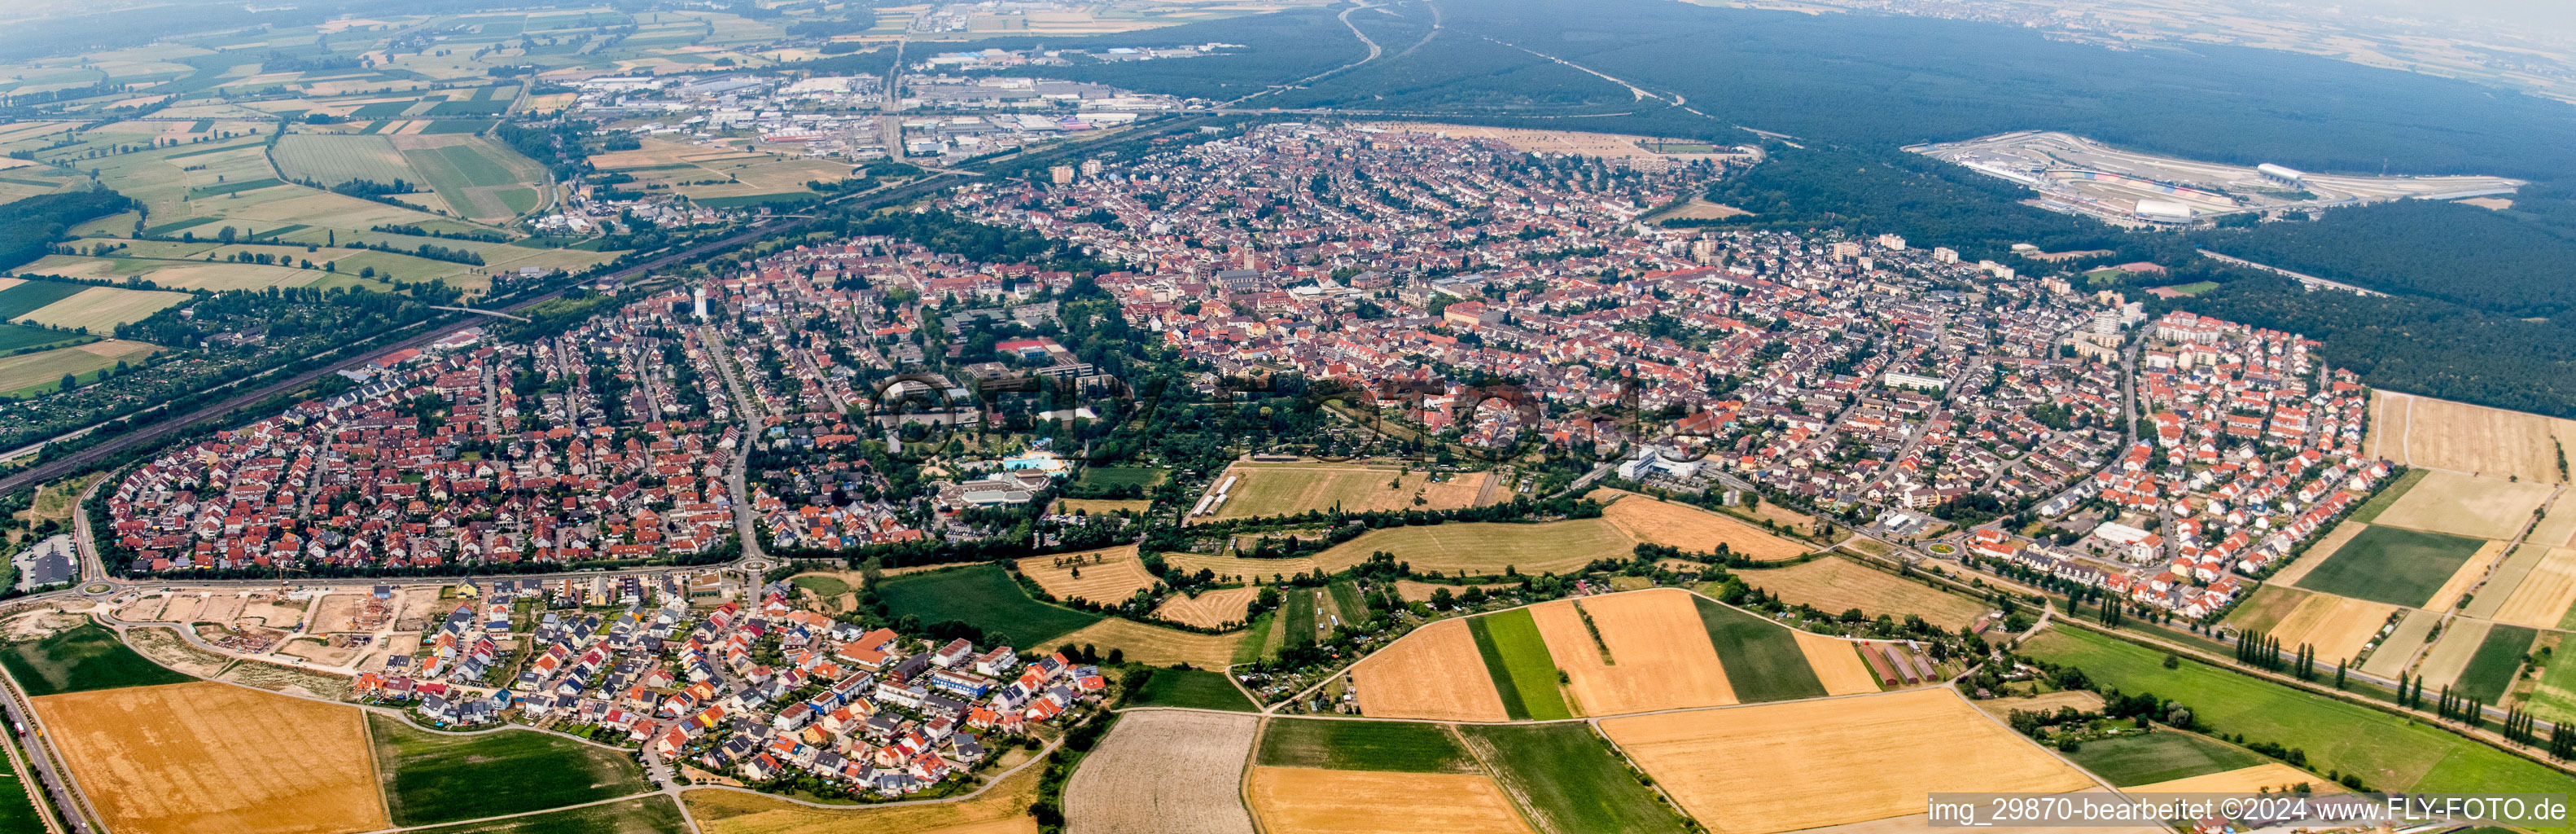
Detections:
[2281, 0, 2576, 32]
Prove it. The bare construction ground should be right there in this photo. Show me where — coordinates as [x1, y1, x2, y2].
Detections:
[1350, 617, 1507, 722]
[124, 626, 232, 678]
[2370, 391, 2576, 484]
[1063, 710, 1256, 834]
[35, 681, 387, 834]
[1249, 767, 1536, 834]
[1602, 688, 2094, 834]
[2369, 470, 2553, 540]
[1531, 590, 1736, 715]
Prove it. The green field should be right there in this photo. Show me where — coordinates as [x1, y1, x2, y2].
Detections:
[1469, 608, 1572, 721]
[1326, 581, 1368, 621]
[1233, 611, 1274, 665]
[2293, 525, 2482, 608]
[0, 731, 45, 833]
[1076, 467, 1168, 489]
[370, 713, 650, 827]
[1457, 723, 1689, 834]
[0, 324, 78, 352]
[2022, 625, 2576, 806]
[273, 134, 421, 190]
[2454, 625, 2536, 704]
[871, 564, 1101, 647]
[2062, 731, 2266, 787]
[0, 280, 91, 319]
[2349, 469, 2429, 524]
[2222, 584, 2313, 634]
[0, 622, 195, 696]
[1124, 668, 1253, 712]
[1280, 586, 1317, 645]
[788, 574, 851, 597]
[1692, 597, 1827, 702]
[1259, 718, 1476, 772]
[406, 795, 686, 834]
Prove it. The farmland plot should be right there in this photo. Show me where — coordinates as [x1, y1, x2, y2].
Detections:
[13, 286, 192, 332]
[1154, 586, 1257, 628]
[37, 681, 388, 834]
[1349, 617, 1507, 721]
[1064, 710, 1256, 834]
[1016, 545, 1154, 604]
[1198, 463, 1498, 520]
[1528, 590, 1735, 716]
[1597, 489, 1808, 560]
[1249, 767, 1535, 834]
[1733, 555, 1991, 630]
[2368, 469, 2552, 540]
[2369, 391, 2576, 484]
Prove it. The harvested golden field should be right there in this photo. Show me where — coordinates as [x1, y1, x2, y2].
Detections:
[1054, 498, 1150, 516]
[1795, 631, 1883, 696]
[2425, 541, 2511, 612]
[1054, 618, 1238, 668]
[1198, 463, 1499, 522]
[1350, 617, 1507, 721]
[2127, 762, 2338, 793]
[1787, 793, 2158, 834]
[2267, 522, 2368, 586]
[2493, 547, 2576, 629]
[1308, 518, 1634, 577]
[2415, 621, 2492, 689]
[2370, 470, 2554, 540]
[1393, 580, 1454, 602]
[1597, 490, 1808, 560]
[1531, 590, 1735, 715]
[14, 286, 191, 332]
[688, 748, 1039, 834]
[36, 681, 387, 834]
[2267, 595, 2397, 665]
[2371, 391, 2576, 484]
[1601, 688, 2093, 834]
[1164, 551, 1321, 583]
[2359, 610, 2439, 678]
[1016, 545, 1154, 604]
[1735, 556, 1991, 630]
[2531, 491, 2576, 550]
[1063, 710, 1256, 834]
[1969, 691, 2105, 721]
[1249, 767, 1535, 834]
[1154, 586, 1259, 629]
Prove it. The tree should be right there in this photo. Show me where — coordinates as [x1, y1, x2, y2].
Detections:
[57, 373, 74, 392]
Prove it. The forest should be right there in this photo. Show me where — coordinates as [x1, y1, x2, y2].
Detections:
[2193, 199, 2576, 317]
[0, 190, 135, 272]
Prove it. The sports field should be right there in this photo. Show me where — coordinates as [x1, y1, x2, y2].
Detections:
[1601, 689, 2094, 834]
[1154, 586, 1258, 628]
[1596, 490, 1808, 560]
[369, 713, 648, 826]
[1249, 767, 1535, 834]
[1307, 518, 1635, 576]
[1692, 595, 1829, 702]
[2368, 470, 2553, 539]
[1733, 555, 1991, 629]
[2292, 525, 2485, 608]
[1063, 710, 1257, 834]
[1127, 668, 1254, 711]
[0, 621, 195, 696]
[871, 564, 1102, 647]
[1259, 718, 1478, 772]
[2061, 731, 2263, 787]
[1456, 722, 1689, 834]
[1015, 544, 1154, 604]
[37, 681, 387, 834]
[1530, 590, 1736, 715]
[2021, 625, 2576, 797]
[2370, 391, 2576, 484]
[1469, 608, 1574, 720]
[12, 286, 191, 332]
[1349, 617, 1507, 721]
[1198, 462, 1499, 520]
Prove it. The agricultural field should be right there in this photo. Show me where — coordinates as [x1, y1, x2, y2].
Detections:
[408, 796, 686, 834]
[1594, 489, 1809, 560]
[1692, 595, 1830, 703]
[11, 286, 191, 332]
[1456, 722, 1689, 834]
[0, 339, 153, 395]
[1074, 466, 1168, 490]
[2262, 593, 2398, 665]
[2061, 731, 2263, 786]
[2022, 625, 2576, 796]
[2221, 585, 2311, 634]
[2292, 525, 2486, 608]
[1054, 617, 1238, 668]
[1164, 551, 1321, 582]
[369, 713, 649, 827]
[1732, 555, 1991, 630]
[0, 730, 38, 833]
[2464, 543, 2555, 621]
[1055, 498, 1152, 516]
[273, 134, 440, 204]
[2359, 610, 2440, 678]
[0, 621, 195, 696]
[1154, 586, 1258, 628]
[2127, 762, 2339, 793]
[1602, 689, 2094, 834]
[2369, 391, 2576, 484]
[1196, 462, 1499, 520]
[1529, 590, 1736, 716]
[2428, 541, 2512, 612]
[872, 564, 1102, 647]
[1348, 617, 1508, 721]
[2450, 624, 2536, 703]
[1127, 667, 1254, 711]
[1468, 608, 1574, 721]
[1305, 518, 1635, 577]
[1015, 545, 1154, 604]
[0, 279, 94, 318]
[392, 134, 550, 223]
[586, 138, 853, 205]
[687, 740, 1039, 834]
[2367, 469, 2553, 540]
[1063, 710, 1257, 834]
[37, 681, 387, 834]
[1248, 767, 1534, 834]
[1257, 718, 1478, 772]
[2521, 644, 2576, 725]
[1794, 631, 1884, 695]
[2491, 547, 2576, 628]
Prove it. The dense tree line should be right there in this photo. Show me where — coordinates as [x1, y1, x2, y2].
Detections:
[2194, 199, 2576, 316]
[0, 190, 135, 271]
